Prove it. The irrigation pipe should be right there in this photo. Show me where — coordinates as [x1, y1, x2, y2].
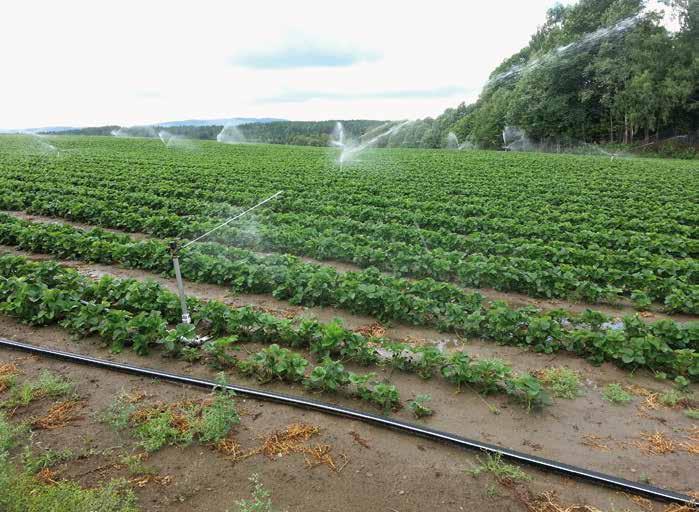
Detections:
[0, 337, 694, 506]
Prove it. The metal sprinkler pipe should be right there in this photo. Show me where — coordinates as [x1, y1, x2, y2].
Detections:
[182, 191, 282, 249]
[169, 191, 283, 325]
[169, 240, 191, 324]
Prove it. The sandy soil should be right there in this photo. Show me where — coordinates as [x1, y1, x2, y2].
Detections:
[1, 349, 693, 512]
[5, 210, 695, 324]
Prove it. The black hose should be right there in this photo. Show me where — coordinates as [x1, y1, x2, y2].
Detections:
[0, 337, 694, 506]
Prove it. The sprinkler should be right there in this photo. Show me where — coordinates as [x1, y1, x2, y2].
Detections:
[168, 191, 283, 339]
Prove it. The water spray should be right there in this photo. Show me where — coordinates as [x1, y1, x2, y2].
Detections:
[168, 191, 283, 341]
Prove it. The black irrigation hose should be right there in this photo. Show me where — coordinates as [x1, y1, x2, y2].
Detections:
[0, 337, 695, 507]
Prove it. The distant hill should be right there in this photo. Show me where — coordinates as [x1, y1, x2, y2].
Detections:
[158, 117, 284, 127]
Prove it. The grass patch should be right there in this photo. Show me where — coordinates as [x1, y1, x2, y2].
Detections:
[1, 371, 75, 409]
[685, 409, 699, 420]
[601, 383, 633, 405]
[22, 447, 75, 474]
[537, 367, 582, 399]
[468, 453, 530, 483]
[0, 463, 138, 512]
[120, 454, 156, 477]
[659, 389, 686, 407]
[103, 389, 240, 452]
[0, 412, 26, 452]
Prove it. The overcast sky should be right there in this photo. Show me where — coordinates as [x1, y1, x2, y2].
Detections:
[0, 0, 580, 128]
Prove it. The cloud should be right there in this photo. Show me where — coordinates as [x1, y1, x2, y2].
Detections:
[230, 41, 380, 69]
[259, 86, 469, 103]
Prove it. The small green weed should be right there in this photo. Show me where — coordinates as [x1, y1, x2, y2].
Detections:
[468, 453, 530, 483]
[22, 447, 75, 474]
[685, 408, 699, 420]
[234, 473, 277, 512]
[538, 367, 582, 399]
[1, 371, 75, 409]
[601, 383, 633, 405]
[120, 454, 156, 476]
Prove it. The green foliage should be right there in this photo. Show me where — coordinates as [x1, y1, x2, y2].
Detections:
[103, 388, 239, 453]
[234, 473, 277, 512]
[505, 374, 550, 411]
[538, 367, 583, 399]
[22, 448, 75, 474]
[238, 344, 308, 383]
[0, 412, 24, 452]
[1, 371, 74, 409]
[408, 394, 434, 418]
[685, 409, 699, 420]
[304, 358, 350, 393]
[0, 464, 138, 512]
[601, 383, 633, 405]
[468, 453, 531, 483]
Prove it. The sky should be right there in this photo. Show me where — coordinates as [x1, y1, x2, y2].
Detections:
[0, 0, 585, 128]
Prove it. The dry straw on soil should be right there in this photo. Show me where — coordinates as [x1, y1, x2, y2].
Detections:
[32, 400, 84, 430]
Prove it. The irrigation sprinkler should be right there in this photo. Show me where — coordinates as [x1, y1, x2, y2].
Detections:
[168, 190, 283, 337]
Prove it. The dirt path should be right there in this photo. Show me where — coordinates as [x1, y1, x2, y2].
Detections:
[0, 348, 690, 512]
[5, 210, 695, 323]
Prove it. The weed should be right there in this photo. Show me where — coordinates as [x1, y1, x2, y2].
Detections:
[195, 391, 240, 444]
[135, 410, 191, 452]
[485, 483, 500, 498]
[659, 389, 685, 407]
[234, 473, 277, 512]
[100, 392, 138, 430]
[685, 409, 699, 420]
[180, 346, 201, 363]
[1, 371, 75, 409]
[408, 395, 433, 418]
[468, 453, 530, 483]
[601, 383, 633, 405]
[537, 367, 582, 399]
[120, 454, 156, 476]
[0, 411, 26, 452]
[103, 388, 239, 452]
[22, 447, 75, 474]
[0, 465, 138, 512]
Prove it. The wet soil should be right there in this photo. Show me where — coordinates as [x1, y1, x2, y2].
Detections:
[1, 348, 693, 512]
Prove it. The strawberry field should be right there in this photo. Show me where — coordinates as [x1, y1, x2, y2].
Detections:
[1, 134, 698, 509]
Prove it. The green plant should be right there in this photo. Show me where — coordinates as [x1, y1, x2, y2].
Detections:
[120, 454, 157, 476]
[234, 473, 276, 512]
[505, 374, 550, 411]
[238, 344, 308, 383]
[135, 410, 189, 452]
[659, 389, 685, 407]
[685, 408, 699, 420]
[100, 392, 138, 431]
[408, 395, 433, 418]
[22, 447, 75, 474]
[0, 463, 138, 512]
[601, 383, 633, 405]
[370, 383, 400, 412]
[304, 358, 350, 393]
[203, 336, 239, 369]
[0, 411, 25, 452]
[538, 367, 582, 399]
[1, 371, 75, 409]
[468, 453, 530, 483]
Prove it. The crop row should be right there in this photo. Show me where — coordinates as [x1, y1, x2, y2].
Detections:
[0, 253, 552, 410]
[0, 214, 696, 378]
[1, 185, 697, 312]
[2, 156, 696, 259]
